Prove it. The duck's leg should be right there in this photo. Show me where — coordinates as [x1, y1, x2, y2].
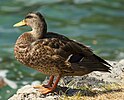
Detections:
[43, 75, 54, 87]
[34, 75, 61, 94]
[34, 75, 54, 88]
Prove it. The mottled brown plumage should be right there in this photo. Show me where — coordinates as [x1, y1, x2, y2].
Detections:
[14, 12, 111, 94]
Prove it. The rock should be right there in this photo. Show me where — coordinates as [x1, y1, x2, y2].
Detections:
[9, 60, 124, 99]
[8, 85, 60, 100]
[61, 60, 124, 88]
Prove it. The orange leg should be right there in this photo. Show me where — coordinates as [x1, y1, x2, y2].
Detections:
[34, 75, 61, 94]
[43, 75, 54, 87]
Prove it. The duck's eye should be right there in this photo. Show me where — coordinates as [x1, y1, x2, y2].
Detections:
[25, 15, 33, 19]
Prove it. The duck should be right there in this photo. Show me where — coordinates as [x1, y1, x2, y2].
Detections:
[13, 12, 111, 94]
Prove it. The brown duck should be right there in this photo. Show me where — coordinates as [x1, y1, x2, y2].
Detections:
[13, 12, 111, 94]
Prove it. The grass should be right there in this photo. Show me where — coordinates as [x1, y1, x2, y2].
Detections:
[59, 83, 124, 100]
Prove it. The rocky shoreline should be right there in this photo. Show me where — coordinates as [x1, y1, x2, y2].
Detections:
[9, 60, 124, 100]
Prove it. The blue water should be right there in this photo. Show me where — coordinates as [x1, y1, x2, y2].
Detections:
[0, 0, 124, 99]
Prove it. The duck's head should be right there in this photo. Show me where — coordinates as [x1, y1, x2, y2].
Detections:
[13, 12, 47, 34]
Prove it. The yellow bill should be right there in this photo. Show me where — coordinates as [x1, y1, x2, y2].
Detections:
[13, 20, 26, 27]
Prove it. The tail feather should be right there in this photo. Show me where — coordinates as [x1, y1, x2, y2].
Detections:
[79, 54, 112, 72]
[93, 54, 112, 67]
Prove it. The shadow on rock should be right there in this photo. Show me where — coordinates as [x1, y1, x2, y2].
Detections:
[53, 85, 123, 97]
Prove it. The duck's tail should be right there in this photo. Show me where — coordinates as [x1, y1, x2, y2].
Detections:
[92, 54, 111, 72]
[79, 54, 112, 72]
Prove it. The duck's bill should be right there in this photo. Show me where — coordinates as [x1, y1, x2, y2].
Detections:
[13, 20, 26, 27]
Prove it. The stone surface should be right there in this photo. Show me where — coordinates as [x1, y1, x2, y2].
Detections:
[61, 60, 124, 88]
[9, 60, 124, 100]
[8, 85, 60, 100]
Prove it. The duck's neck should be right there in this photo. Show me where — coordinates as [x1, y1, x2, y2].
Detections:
[31, 21, 47, 39]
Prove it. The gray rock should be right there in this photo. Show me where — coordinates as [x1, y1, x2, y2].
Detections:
[8, 85, 60, 100]
[9, 60, 124, 100]
[61, 60, 124, 88]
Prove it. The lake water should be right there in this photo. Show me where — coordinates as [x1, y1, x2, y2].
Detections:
[0, 0, 124, 99]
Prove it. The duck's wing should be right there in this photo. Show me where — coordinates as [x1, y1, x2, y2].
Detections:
[39, 32, 111, 72]
[44, 32, 93, 58]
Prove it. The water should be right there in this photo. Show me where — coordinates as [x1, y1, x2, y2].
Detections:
[0, 0, 124, 99]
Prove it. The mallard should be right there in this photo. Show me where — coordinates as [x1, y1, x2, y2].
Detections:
[13, 12, 111, 94]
